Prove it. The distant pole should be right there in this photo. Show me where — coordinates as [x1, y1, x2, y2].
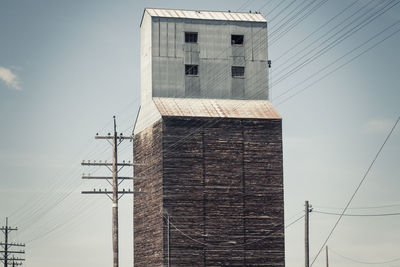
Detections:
[0, 218, 25, 267]
[305, 201, 311, 267]
[326, 246, 329, 267]
[4, 218, 8, 267]
[112, 116, 119, 267]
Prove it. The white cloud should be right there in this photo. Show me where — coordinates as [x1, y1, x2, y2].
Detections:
[0, 66, 21, 90]
[364, 118, 394, 134]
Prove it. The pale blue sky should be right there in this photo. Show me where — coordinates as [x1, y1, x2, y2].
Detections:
[0, 1, 399, 266]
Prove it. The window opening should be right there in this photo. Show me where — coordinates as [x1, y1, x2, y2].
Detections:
[231, 35, 244, 45]
[185, 32, 198, 43]
[232, 66, 245, 77]
[185, 65, 199, 75]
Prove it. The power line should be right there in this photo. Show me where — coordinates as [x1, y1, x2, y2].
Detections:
[272, 0, 377, 71]
[273, 0, 361, 62]
[163, 212, 304, 249]
[237, 0, 256, 11]
[274, 20, 400, 105]
[269, 0, 329, 43]
[310, 116, 400, 266]
[313, 203, 400, 210]
[256, 0, 279, 12]
[264, 0, 291, 18]
[313, 210, 400, 217]
[329, 247, 400, 264]
[272, 0, 400, 87]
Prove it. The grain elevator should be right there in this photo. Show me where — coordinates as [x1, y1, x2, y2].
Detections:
[133, 8, 284, 267]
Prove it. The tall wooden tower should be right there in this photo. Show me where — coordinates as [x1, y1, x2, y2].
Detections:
[133, 8, 284, 267]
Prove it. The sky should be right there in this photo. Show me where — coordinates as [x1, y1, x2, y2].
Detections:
[0, 0, 399, 266]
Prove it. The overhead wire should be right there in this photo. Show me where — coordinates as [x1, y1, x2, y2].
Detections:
[256, 0, 279, 13]
[329, 247, 400, 265]
[273, 0, 361, 63]
[272, 0, 377, 70]
[267, 0, 299, 23]
[271, 0, 400, 87]
[162, 211, 303, 248]
[264, 0, 291, 18]
[310, 116, 400, 266]
[313, 210, 400, 217]
[7, 96, 140, 243]
[237, 0, 256, 11]
[275, 22, 400, 106]
[313, 203, 400, 210]
[269, 0, 330, 44]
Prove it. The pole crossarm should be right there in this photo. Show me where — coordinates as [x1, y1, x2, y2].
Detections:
[95, 135, 134, 140]
[7, 263, 23, 266]
[0, 251, 24, 254]
[82, 190, 144, 194]
[81, 162, 140, 167]
[0, 258, 24, 261]
[82, 176, 145, 180]
[0, 244, 24, 247]
[0, 228, 17, 232]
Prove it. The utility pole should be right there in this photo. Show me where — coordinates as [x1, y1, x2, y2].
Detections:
[305, 201, 312, 267]
[326, 246, 329, 267]
[81, 116, 144, 267]
[0, 218, 25, 267]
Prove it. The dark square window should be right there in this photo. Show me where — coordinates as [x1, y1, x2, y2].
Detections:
[232, 66, 245, 77]
[185, 32, 198, 43]
[185, 65, 198, 75]
[231, 35, 244, 45]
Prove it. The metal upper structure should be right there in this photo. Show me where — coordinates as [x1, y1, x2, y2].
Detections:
[134, 8, 274, 134]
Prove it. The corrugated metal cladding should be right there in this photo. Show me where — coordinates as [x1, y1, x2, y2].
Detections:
[147, 9, 269, 101]
[153, 97, 281, 119]
[145, 8, 267, 23]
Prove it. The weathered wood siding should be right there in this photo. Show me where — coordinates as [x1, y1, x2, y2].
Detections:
[134, 120, 164, 267]
[134, 117, 284, 267]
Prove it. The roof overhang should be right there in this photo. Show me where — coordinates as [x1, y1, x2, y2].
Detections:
[140, 8, 267, 27]
[153, 97, 281, 119]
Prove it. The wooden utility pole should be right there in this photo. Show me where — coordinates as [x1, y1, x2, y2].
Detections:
[0, 218, 25, 267]
[305, 201, 312, 267]
[81, 116, 144, 267]
[326, 246, 329, 267]
[111, 116, 119, 267]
